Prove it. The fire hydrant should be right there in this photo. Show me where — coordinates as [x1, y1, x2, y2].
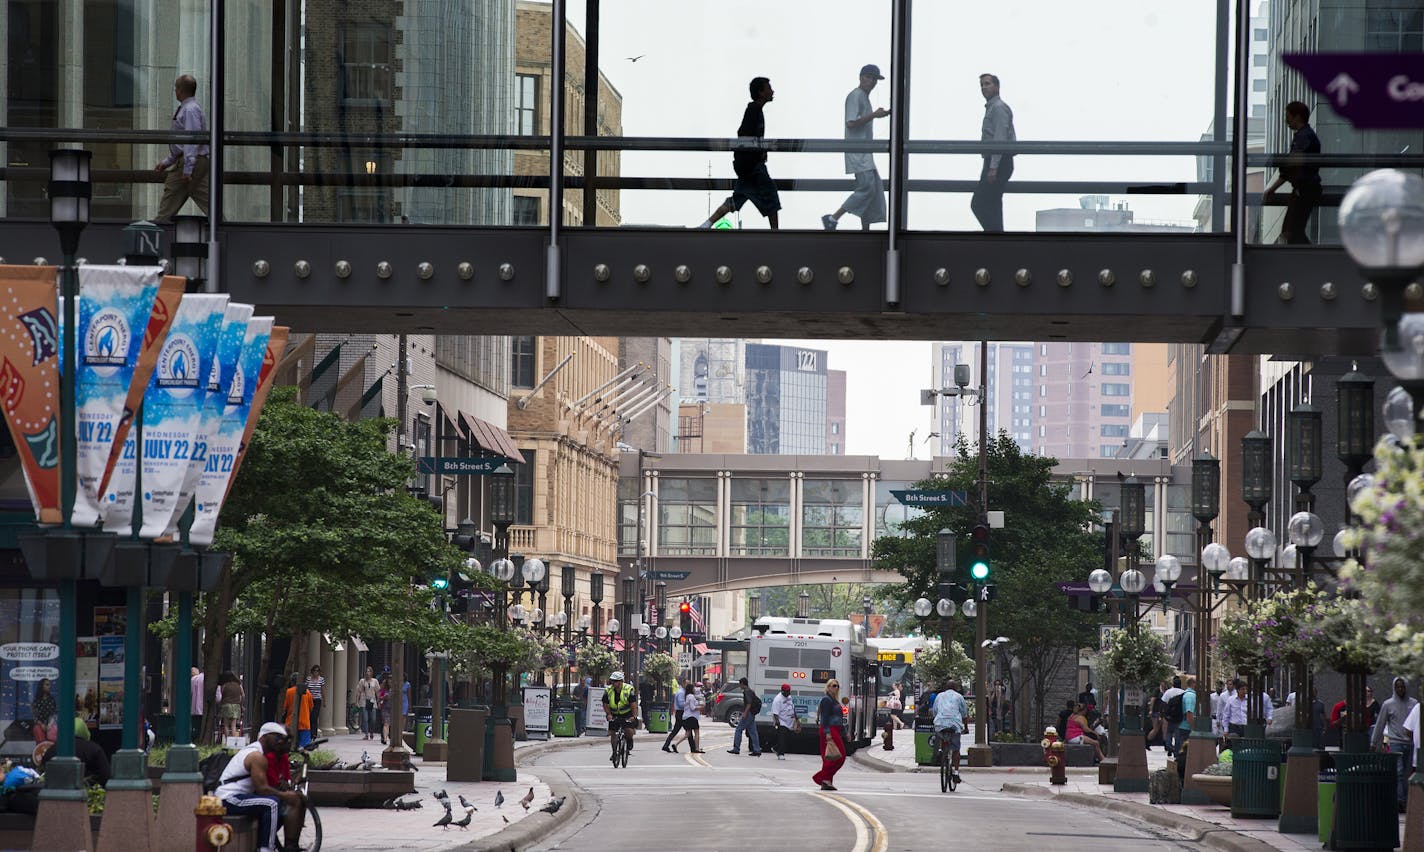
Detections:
[1042, 726, 1068, 786]
[882, 716, 895, 750]
[195, 794, 233, 851]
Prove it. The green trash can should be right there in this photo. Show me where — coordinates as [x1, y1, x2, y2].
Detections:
[1318, 767, 1337, 847]
[1330, 752, 1399, 850]
[647, 703, 670, 734]
[551, 704, 578, 738]
[914, 721, 936, 766]
[414, 714, 432, 754]
[1231, 738, 1281, 818]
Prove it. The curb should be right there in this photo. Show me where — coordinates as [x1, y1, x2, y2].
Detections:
[463, 771, 579, 852]
[849, 750, 1102, 776]
[513, 735, 603, 765]
[1002, 784, 1279, 852]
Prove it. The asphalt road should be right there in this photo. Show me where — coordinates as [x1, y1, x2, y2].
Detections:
[524, 727, 1194, 852]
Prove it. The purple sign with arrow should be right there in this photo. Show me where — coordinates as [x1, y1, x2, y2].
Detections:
[1282, 53, 1424, 130]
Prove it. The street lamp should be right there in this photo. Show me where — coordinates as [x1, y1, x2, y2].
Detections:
[747, 591, 761, 623]
[1286, 404, 1323, 510]
[522, 556, 547, 605]
[1186, 449, 1222, 797]
[1153, 554, 1181, 611]
[1241, 430, 1273, 527]
[1339, 169, 1424, 342]
[1336, 370, 1375, 511]
[797, 590, 811, 618]
[590, 570, 605, 640]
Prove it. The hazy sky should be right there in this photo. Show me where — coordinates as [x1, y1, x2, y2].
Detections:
[563, 2, 1229, 457]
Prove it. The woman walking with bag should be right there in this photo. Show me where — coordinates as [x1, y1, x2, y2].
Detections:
[812, 679, 847, 790]
[356, 667, 380, 741]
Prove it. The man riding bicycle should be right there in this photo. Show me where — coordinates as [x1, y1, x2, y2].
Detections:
[602, 671, 638, 764]
[932, 678, 968, 784]
[216, 722, 305, 852]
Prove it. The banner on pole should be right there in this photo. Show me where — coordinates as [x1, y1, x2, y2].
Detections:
[0, 266, 61, 522]
[71, 265, 166, 528]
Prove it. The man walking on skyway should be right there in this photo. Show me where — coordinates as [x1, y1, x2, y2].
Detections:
[823, 64, 890, 231]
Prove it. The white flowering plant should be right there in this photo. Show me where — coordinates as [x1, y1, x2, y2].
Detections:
[1340, 434, 1424, 681]
[1099, 628, 1173, 688]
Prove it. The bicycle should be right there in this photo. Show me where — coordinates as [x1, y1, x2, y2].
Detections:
[608, 716, 636, 769]
[278, 736, 326, 852]
[933, 729, 959, 793]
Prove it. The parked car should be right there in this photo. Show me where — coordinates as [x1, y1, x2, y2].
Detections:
[711, 683, 745, 726]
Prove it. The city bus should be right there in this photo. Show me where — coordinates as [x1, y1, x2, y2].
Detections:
[747, 616, 877, 753]
[868, 636, 933, 724]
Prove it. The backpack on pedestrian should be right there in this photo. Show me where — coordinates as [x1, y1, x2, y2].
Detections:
[199, 750, 239, 794]
[1164, 692, 1185, 725]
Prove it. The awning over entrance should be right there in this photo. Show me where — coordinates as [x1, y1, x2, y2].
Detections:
[459, 411, 526, 464]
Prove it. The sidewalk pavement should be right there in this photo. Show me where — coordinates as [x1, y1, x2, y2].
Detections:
[853, 726, 1407, 852]
[291, 732, 566, 851]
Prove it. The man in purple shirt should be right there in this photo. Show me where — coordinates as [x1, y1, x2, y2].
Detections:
[154, 74, 210, 221]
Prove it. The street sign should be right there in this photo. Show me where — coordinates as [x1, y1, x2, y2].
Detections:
[1282, 53, 1424, 129]
[648, 570, 690, 581]
[890, 489, 970, 507]
[678, 652, 693, 666]
[416, 456, 504, 475]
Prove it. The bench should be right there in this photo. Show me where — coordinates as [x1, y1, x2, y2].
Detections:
[306, 768, 416, 808]
[1098, 757, 1118, 784]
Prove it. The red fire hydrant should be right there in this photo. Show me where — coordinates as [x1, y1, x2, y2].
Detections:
[1042, 727, 1068, 786]
[195, 794, 233, 851]
[883, 717, 895, 750]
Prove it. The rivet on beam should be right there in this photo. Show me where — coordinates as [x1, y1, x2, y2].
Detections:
[252, 260, 270, 278]
[32, 257, 46, 266]
[335, 260, 352, 279]
[933, 268, 950, 287]
[1180, 270, 1198, 289]
[1361, 282, 1379, 302]
[1319, 282, 1337, 301]
[716, 266, 733, 285]
[376, 261, 393, 279]
[837, 266, 855, 285]
[593, 263, 611, 283]
[417, 262, 434, 280]
[1138, 269, 1155, 288]
[974, 268, 990, 287]
[674, 265, 693, 284]
[1407, 282, 1423, 302]
[756, 265, 773, 285]
[1056, 269, 1072, 288]
[633, 264, 652, 284]
[457, 262, 475, 281]
[797, 267, 814, 285]
[1014, 268, 1031, 287]
[1098, 269, 1115, 287]
[1277, 282, 1295, 301]
[294, 260, 311, 279]
[498, 263, 515, 281]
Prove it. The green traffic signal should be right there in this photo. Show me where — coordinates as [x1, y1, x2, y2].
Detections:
[432, 576, 450, 591]
[969, 524, 991, 581]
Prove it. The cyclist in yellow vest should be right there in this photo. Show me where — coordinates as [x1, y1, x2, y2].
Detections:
[602, 671, 639, 764]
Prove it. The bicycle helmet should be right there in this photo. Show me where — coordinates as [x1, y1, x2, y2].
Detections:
[609, 671, 625, 681]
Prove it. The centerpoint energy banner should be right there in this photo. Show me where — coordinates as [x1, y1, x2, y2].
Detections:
[70, 266, 177, 528]
[0, 266, 61, 522]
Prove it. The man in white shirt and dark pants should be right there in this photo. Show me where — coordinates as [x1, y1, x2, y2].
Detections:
[770, 683, 798, 760]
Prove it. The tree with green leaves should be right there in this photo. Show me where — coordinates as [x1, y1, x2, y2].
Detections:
[870, 432, 1106, 733]
[197, 386, 487, 739]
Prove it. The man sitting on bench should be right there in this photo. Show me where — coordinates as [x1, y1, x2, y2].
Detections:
[215, 722, 305, 852]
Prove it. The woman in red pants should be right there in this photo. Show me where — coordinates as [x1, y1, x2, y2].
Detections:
[812, 680, 847, 791]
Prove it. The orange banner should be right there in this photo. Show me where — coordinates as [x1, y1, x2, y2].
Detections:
[0, 266, 60, 522]
[98, 275, 183, 501]
[225, 326, 288, 505]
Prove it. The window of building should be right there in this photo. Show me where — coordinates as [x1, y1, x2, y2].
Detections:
[1366, 10, 1422, 51]
[1253, 27, 1267, 40]
[516, 73, 540, 135]
[1253, 78, 1267, 91]
[1039, 364, 1047, 376]
[1102, 383, 1131, 397]
[802, 479, 862, 557]
[336, 188, 386, 224]
[1039, 405, 1046, 417]
[831, 442, 839, 453]
[658, 478, 718, 555]
[512, 196, 540, 226]
[1102, 404, 1130, 417]
[340, 24, 392, 104]
[1101, 424, 1129, 437]
[1102, 343, 1131, 355]
[1101, 362, 1130, 376]
[1165, 484, 1195, 559]
[1100, 445, 1120, 458]
[831, 422, 840, 435]
[1039, 386, 1047, 397]
[729, 478, 791, 556]
[1253, 54, 1268, 66]
[514, 450, 537, 525]
[617, 478, 642, 557]
[511, 336, 537, 387]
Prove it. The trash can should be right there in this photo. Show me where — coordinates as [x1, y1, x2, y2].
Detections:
[1317, 766, 1336, 847]
[1231, 738, 1281, 818]
[1330, 752, 1399, 850]
[448, 708, 486, 782]
[647, 703, 670, 734]
[414, 714, 433, 754]
[551, 702, 578, 738]
[914, 721, 936, 766]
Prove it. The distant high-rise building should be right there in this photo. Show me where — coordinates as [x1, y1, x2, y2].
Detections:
[745, 343, 829, 454]
[826, 370, 847, 455]
[680, 339, 747, 406]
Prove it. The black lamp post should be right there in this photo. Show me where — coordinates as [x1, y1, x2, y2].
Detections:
[622, 574, 637, 676]
[1241, 430, 1272, 528]
[1336, 368, 1375, 527]
[797, 590, 811, 618]
[483, 462, 518, 781]
[1179, 452, 1223, 803]
[590, 570, 605, 640]
[172, 214, 207, 292]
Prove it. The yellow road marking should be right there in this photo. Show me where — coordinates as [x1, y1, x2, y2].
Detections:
[814, 792, 887, 852]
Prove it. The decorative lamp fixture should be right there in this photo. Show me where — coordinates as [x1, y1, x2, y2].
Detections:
[607, 618, 621, 635]
[1087, 568, 1113, 595]
[1191, 452, 1220, 523]
[489, 463, 517, 525]
[1240, 431, 1273, 509]
[1224, 556, 1251, 583]
[913, 597, 933, 618]
[522, 557, 547, 586]
[1286, 405, 1323, 490]
[1200, 542, 1231, 576]
[1336, 369, 1375, 467]
[1287, 512, 1325, 548]
[1244, 527, 1276, 561]
[936, 598, 956, 617]
[1120, 568, 1147, 596]
[1119, 477, 1146, 538]
[936, 528, 955, 574]
[489, 557, 516, 583]
[590, 570, 604, 604]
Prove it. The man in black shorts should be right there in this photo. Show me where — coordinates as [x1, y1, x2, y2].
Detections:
[602, 671, 638, 763]
[700, 77, 780, 229]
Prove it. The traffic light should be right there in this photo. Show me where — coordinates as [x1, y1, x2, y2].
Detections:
[449, 566, 476, 614]
[679, 600, 692, 635]
[969, 524, 991, 582]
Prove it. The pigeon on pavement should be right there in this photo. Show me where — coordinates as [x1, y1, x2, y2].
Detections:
[433, 805, 454, 830]
[519, 786, 535, 811]
[494, 790, 505, 808]
[454, 806, 475, 830]
[539, 796, 566, 815]
[458, 794, 475, 811]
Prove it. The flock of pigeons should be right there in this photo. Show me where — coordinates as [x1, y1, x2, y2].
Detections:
[381, 784, 566, 830]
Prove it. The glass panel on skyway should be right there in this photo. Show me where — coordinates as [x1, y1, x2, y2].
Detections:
[1164, 483, 1195, 561]
[801, 479, 862, 558]
[1243, 5, 1424, 246]
[874, 479, 923, 539]
[728, 478, 791, 557]
[657, 477, 717, 555]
